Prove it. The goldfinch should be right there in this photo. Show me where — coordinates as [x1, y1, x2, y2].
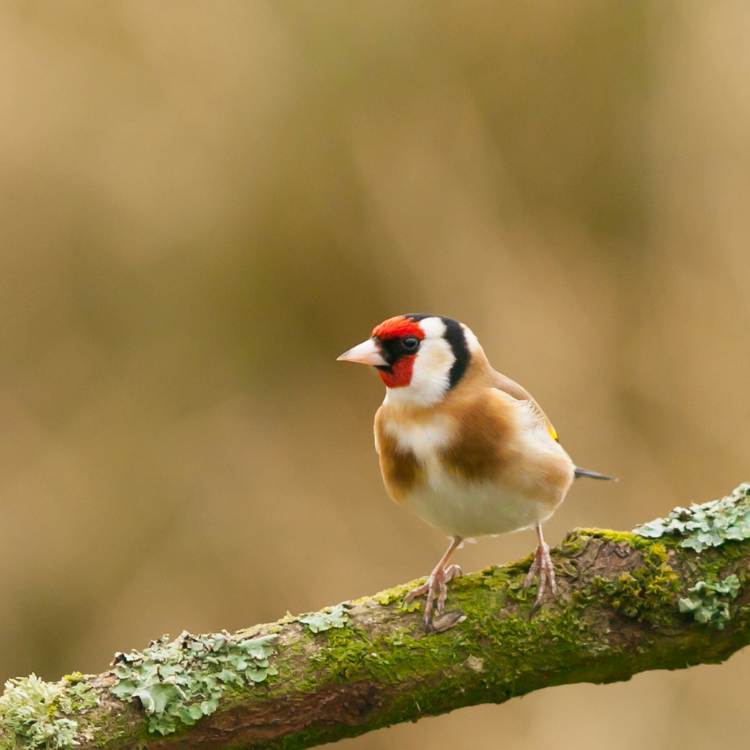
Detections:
[338, 313, 613, 631]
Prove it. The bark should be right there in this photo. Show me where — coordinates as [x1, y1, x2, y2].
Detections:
[2, 486, 750, 750]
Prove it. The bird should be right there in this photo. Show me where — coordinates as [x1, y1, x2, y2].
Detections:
[337, 313, 614, 632]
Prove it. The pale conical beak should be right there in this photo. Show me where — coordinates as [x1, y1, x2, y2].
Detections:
[336, 338, 388, 367]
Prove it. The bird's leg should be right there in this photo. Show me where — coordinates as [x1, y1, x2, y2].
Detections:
[405, 536, 464, 632]
[523, 523, 557, 608]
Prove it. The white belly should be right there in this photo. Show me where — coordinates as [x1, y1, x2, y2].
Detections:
[380, 400, 570, 538]
[404, 465, 556, 538]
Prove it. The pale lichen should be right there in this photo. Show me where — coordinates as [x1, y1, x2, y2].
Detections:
[297, 604, 349, 633]
[0, 673, 96, 749]
[111, 630, 277, 736]
[634, 483, 750, 551]
[679, 574, 741, 629]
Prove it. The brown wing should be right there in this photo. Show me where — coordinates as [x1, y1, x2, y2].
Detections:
[491, 370, 560, 442]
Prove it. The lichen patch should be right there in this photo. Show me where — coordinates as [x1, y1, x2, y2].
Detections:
[110, 630, 277, 736]
[634, 483, 750, 551]
[297, 604, 350, 633]
[679, 575, 741, 629]
[0, 673, 97, 749]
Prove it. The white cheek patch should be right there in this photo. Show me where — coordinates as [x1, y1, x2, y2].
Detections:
[413, 337, 454, 390]
[384, 337, 455, 407]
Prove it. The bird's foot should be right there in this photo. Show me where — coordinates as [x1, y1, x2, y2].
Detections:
[405, 563, 464, 632]
[523, 541, 557, 608]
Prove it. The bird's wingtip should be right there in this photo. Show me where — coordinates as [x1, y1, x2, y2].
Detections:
[574, 467, 618, 481]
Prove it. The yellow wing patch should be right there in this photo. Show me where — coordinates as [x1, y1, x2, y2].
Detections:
[491, 369, 560, 442]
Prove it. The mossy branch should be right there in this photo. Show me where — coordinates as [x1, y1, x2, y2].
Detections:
[2, 484, 750, 750]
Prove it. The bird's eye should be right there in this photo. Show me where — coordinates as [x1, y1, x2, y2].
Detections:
[402, 336, 420, 352]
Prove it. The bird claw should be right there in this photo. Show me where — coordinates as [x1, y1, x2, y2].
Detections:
[523, 541, 557, 608]
[405, 564, 463, 631]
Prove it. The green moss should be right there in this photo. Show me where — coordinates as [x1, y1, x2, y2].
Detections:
[110, 630, 278, 736]
[588, 542, 679, 625]
[301, 522, 745, 733]
[476, 560, 538, 611]
[298, 584, 616, 740]
[575, 527, 658, 550]
[634, 483, 750, 551]
[679, 574, 741, 629]
[308, 564, 599, 705]
[558, 531, 589, 555]
[479, 561, 521, 586]
[371, 580, 424, 607]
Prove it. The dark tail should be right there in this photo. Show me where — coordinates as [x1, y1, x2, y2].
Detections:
[574, 466, 617, 481]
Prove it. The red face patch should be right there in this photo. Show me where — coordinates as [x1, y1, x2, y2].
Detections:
[371, 316, 425, 388]
[372, 316, 425, 341]
[376, 356, 414, 388]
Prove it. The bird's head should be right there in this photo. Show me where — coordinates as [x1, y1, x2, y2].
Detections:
[337, 314, 480, 406]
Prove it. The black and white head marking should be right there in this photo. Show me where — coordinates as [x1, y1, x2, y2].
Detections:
[376, 313, 474, 406]
[404, 314, 471, 391]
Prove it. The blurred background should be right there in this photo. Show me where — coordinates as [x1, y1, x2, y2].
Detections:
[1, 1, 748, 748]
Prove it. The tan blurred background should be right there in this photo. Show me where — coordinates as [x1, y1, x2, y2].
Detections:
[1, 1, 749, 748]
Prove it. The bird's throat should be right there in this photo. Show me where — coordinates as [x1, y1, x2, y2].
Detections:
[376, 355, 416, 388]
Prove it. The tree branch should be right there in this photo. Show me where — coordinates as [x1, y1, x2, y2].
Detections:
[2, 484, 750, 750]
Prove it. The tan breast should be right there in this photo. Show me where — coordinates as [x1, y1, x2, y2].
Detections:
[374, 413, 426, 503]
[374, 382, 520, 504]
[376, 390, 572, 507]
